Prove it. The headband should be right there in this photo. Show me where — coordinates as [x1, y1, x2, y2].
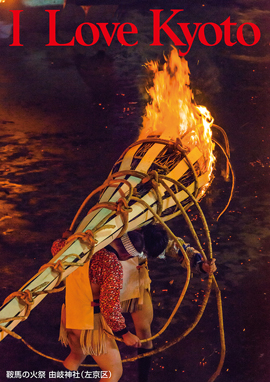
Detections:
[120, 233, 144, 258]
[157, 249, 166, 259]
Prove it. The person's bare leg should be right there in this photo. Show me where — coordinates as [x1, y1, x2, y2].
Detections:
[91, 337, 123, 382]
[131, 290, 153, 349]
[63, 329, 86, 371]
[64, 329, 122, 381]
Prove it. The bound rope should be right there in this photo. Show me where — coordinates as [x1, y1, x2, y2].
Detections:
[212, 138, 235, 221]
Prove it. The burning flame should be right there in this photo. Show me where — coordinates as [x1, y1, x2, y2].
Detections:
[139, 47, 215, 180]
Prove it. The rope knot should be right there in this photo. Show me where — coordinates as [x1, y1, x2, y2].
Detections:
[116, 197, 132, 215]
[147, 170, 160, 183]
[66, 229, 97, 248]
[141, 170, 163, 216]
[175, 137, 189, 154]
[141, 170, 160, 188]
[18, 290, 34, 306]
[39, 260, 64, 275]
[4, 289, 34, 307]
[52, 260, 64, 274]
[81, 230, 97, 246]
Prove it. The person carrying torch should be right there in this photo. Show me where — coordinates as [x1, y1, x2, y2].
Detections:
[120, 223, 217, 382]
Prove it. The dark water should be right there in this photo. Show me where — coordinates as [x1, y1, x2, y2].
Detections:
[0, 1, 269, 381]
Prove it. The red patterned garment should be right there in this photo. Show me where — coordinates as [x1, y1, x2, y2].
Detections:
[51, 240, 126, 332]
[51, 238, 66, 257]
[89, 248, 125, 332]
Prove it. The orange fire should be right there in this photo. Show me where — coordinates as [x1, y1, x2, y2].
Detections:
[139, 47, 215, 183]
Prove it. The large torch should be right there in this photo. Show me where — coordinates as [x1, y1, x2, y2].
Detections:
[0, 49, 217, 343]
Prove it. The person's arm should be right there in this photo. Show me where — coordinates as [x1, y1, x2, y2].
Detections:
[51, 230, 72, 257]
[201, 258, 217, 274]
[51, 238, 66, 256]
[166, 239, 217, 274]
[91, 251, 141, 348]
[97, 252, 126, 331]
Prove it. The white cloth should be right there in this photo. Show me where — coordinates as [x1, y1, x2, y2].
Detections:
[120, 257, 151, 303]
